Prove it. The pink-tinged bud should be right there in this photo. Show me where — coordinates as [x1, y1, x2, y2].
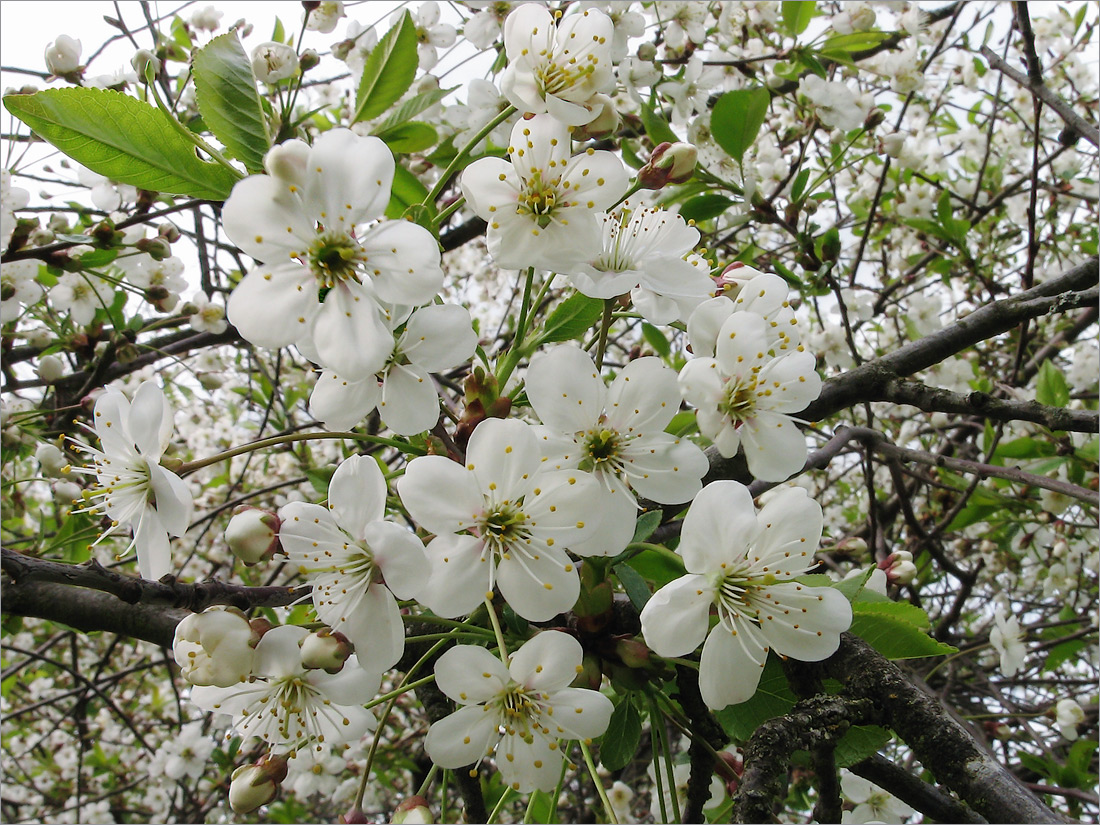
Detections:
[225, 506, 281, 565]
[713, 261, 765, 296]
[571, 94, 620, 141]
[299, 628, 354, 673]
[638, 142, 697, 189]
[879, 549, 916, 585]
[44, 35, 82, 77]
[340, 807, 371, 824]
[157, 222, 181, 243]
[229, 753, 288, 814]
[299, 48, 321, 72]
[614, 637, 652, 669]
[391, 795, 433, 824]
[136, 236, 172, 261]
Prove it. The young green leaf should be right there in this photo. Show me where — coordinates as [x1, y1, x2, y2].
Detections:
[631, 510, 664, 544]
[536, 292, 604, 344]
[353, 11, 418, 124]
[781, 1, 817, 36]
[850, 601, 957, 659]
[375, 121, 438, 154]
[4, 88, 241, 200]
[600, 698, 642, 771]
[711, 88, 771, 167]
[192, 31, 271, 172]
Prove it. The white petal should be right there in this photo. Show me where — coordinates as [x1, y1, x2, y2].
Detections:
[686, 297, 734, 358]
[253, 625, 310, 679]
[524, 469, 604, 545]
[134, 508, 171, 580]
[147, 463, 193, 537]
[509, 630, 582, 692]
[526, 345, 604, 434]
[639, 574, 714, 657]
[92, 389, 136, 459]
[565, 480, 637, 558]
[678, 481, 756, 574]
[753, 487, 822, 574]
[318, 583, 404, 672]
[435, 644, 509, 704]
[561, 150, 628, 211]
[222, 175, 313, 261]
[677, 358, 724, 408]
[715, 312, 771, 380]
[329, 454, 387, 538]
[466, 418, 540, 500]
[699, 619, 769, 709]
[419, 533, 492, 618]
[279, 501, 346, 560]
[503, 4, 554, 64]
[227, 263, 318, 349]
[740, 413, 808, 483]
[311, 282, 391, 380]
[731, 272, 791, 318]
[399, 456, 484, 536]
[756, 583, 851, 661]
[545, 687, 614, 741]
[359, 220, 444, 305]
[606, 357, 679, 433]
[620, 433, 708, 506]
[128, 381, 169, 456]
[497, 544, 580, 622]
[756, 351, 822, 414]
[365, 521, 428, 601]
[497, 731, 562, 793]
[426, 704, 500, 769]
[460, 157, 519, 219]
[402, 304, 477, 372]
[378, 363, 440, 436]
[302, 130, 393, 226]
[312, 657, 383, 705]
[309, 370, 381, 432]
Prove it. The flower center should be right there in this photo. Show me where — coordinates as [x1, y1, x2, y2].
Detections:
[481, 504, 530, 555]
[710, 568, 780, 630]
[718, 378, 758, 426]
[535, 60, 595, 98]
[491, 683, 547, 739]
[578, 427, 625, 475]
[307, 230, 365, 289]
[517, 171, 561, 228]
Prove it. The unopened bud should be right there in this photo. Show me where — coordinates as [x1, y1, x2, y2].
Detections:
[341, 807, 371, 824]
[391, 795, 433, 824]
[173, 606, 258, 687]
[332, 39, 354, 61]
[30, 227, 55, 246]
[638, 142, 697, 189]
[229, 753, 289, 814]
[636, 42, 657, 62]
[36, 354, 65, 383]
[614, 637, 651, 669]
[863, 108, 886, 130]
[157, 222, 181, 243]
[299, 48, 321, 72]
[26, 328, 52, 349]
[44, 35, 82, 76]
[571, 94, 620, 141]
[225, 506, 281, 565]
[264, 139, 311, 187]
[198, 371, 224, 390]
[36, 442, 68, 477]
[881, 132, 906, 158]
[249, 616, 275, 639]
[300, 628, 354, 673]
[131, 48, 162, 77]
[713, 261, 761, 296]
[879, 549, 916, 585]
[716, 750, 744, 794]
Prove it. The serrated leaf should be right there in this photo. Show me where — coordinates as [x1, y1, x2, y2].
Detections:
[4, 89, 241, 199]
[600, 698, 642, 771]
[614, 562, 652, 611]
[711, 88, 771, 167]
[376, 121, 438, 154]
[192, 31, 271, 172]
[850, 601, 956, 659]
[714, 655, 796, 739]
[782, 1, 816, 35]
[353, 11, 418, 124]
[537, 292, 603, 344]
[631, 510, 664, 543]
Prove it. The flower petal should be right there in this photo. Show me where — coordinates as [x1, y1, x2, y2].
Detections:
[620, 433, 708, 506]
[466, 418, 540, 500]
[364, 520, 427, 601]
[222, 175, 313, 261]
[497, 544, 580, 622]
[435, 643, 510, 704]
[699, 618, 769, 709]
[147, 463, 193, 537]
[128, 381, 169, 456]
[227, 263, 318, 349]
[677, 481, 756, 574]
[545, 687, 613, 741]
[359, 220, 444, 305]
[606, 357, 679, 433]
[302, 130, 393, 227]
[399, 456, 484, 536]
[639, 574, 714, 657]
[253, 625, 310, 679]
[310, 370, 381, 432]
[402, 304, 477, 372]
[739, 412, 808, 483]
[753, 486, 823, 574]
[497, 731, 562, 793]
[756, 583, 851, 661]
[329, 454, 387, 537]
[426, 704, 499, 769]
[134, 507, 171, 580]
[311, 281, 391, 380]
[526, 345, 605, 434]
[379, 363, 440, 436]
[509, 630, 582, 692]
[420, 533, 492, 618]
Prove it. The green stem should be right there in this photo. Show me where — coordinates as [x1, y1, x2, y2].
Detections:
[423, 106, 516, 207]
[416, 764, 439, 798]
[649, 693, 681, 824]
[580, 740, 619, 825]
[435, 195, 467, 227]
[606, 179, 645, 212]
[485, 596, 509, 662]
[648, 697, 671, 825]
[362, 674, 437, 709]
[593, 299, 615, 370]
[488, 787, 514, 824]
[495, 266, 536, 388]
[176, 430, 425, 475]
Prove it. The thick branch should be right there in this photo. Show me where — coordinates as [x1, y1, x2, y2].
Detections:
[1, 548, 308, 612]
[824, 634, 1071, 824]
[852, 753, 987, 824]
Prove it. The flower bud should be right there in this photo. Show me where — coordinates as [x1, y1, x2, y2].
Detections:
[614, 637, 651, 669]
[251, 41, 300, 83]
[1055, 698, 1085, 741]
[136, 236, 172, 261]
[157, 222, 181, 243]
[36, 354, 65, 383]
[198, 371, 224, 390]
[879, 549, 916, 585]
[36, 442, 68, 477]
[571, 94, 620, 141]
[636, 42, 657, 62]
[299, 48, 321, 73]
[881, 132, 906, 158]
[340, 807, 371, 824]
[173, 606, 258, 687]
[225, 505, 281, 565]
[299, 628, 354, 673]
[638, 142, 697, 189]
[863, 108, 886, 131]
[131, 48, 162, 78]
[712, 261, 761, 296]
[391, 795, 433, 824]
[229, 753, 289, 814]
[26, 328, 53, 349]
[45, 35, 82, 76]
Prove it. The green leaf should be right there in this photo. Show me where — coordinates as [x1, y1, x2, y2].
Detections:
[525, 790, 555, 824]
[623, 548, 685, 590]
[614, 562, 652, 611]
[600, 698, 642, 771]
[1042, 639, 1087, 673]
[192, 31, 271, 172]
[305, 466, 337, 495]
[376, 121, 438, 154]
[631, 510, 664, 543]
[373, 87, 453, 134]
[781, 1, 816, 35]
[4, 89, 241, 199]
[850, 601, 957, 659]
[640, 97, 679, 145]
[711, 88, 771, 167]
[1036, 361, 1070, 409]
[537, 292, 604, 344]
[640, 321, 672, 358]
[834, 725, 892, 768]
[714, 655, 796, 740]
[820, 31, 892, 54]
[353, 10, 418, 124]
[679, 193, 733, 223]
[790, 168, 811, 202]
[385, 162, 433, 221]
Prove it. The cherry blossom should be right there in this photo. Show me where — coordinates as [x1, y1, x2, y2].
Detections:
[460, 114, 627, 270]
[279, 455, 427, 671]
[500, 4, 614, 126]
[425, 631, 613, 792]
[222, 130, 443, 380]
[639, 482, 852, 709]
[398, 417, 603, 621]
[526, 345, 708, 556]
